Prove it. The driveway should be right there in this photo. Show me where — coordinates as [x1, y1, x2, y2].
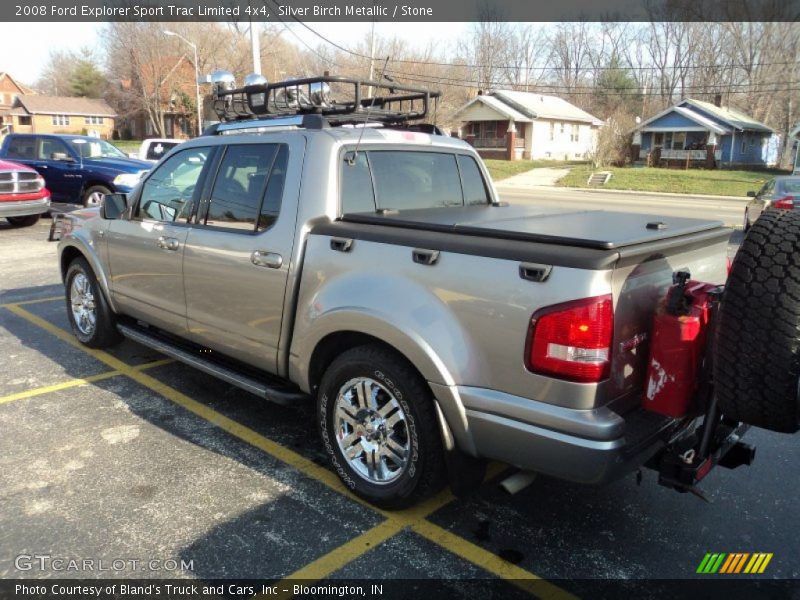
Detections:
[494, 167, 571, 189]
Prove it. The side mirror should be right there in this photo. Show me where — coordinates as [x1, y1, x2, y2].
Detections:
[51, 152, 73, 161]
[101, 193, 128, 220]
[747, 191, 756, 197]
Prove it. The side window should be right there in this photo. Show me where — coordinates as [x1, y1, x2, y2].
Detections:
[39, 138, 70, 160]
[341, 151, 376, 214]
[258, 145, 288, 231]
[368, 151, 463, 210]
[205, 144, 286, 233]
[138, 147, 209, 223]
[457, 155, 490, 205]
[6, 137, 36, 159]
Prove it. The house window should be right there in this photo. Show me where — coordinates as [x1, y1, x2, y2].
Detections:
[18, 116, 31, 126]
[559, 122, 565, 134]
[653, 133, 664, 148]
[51, 115, 70, 126]
[549, 122, 555, 141]
[570, 124, 580, 142]
[672, 132, 686, 150]
[482, 121, 496, 139]
[84, 116, 103, 125]
[741, 135, 747, 154]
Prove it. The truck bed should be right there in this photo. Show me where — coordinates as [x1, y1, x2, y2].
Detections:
[339, 204, 723, 249]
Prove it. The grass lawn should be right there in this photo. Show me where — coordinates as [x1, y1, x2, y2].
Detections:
[111, 140, 142, 154]
[557, 165, 791, 197]
[484, 159, 586, 181]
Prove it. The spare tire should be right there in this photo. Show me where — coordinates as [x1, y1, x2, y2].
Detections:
[714, 209, 800, 433]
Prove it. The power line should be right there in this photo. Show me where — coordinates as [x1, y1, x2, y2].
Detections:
[270, 7, 799, 74]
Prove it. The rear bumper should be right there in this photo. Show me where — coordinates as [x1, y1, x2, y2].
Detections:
[433, 384, 677, 485]
[0, 196, 50, 218]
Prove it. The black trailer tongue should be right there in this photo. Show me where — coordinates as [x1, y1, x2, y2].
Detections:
[641, 271, 756, 500]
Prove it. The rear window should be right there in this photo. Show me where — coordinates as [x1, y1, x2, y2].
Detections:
[146, 142, 180, 161]
[779, 179, 800, 195]
[5, 137, 36, 160]
[340, 150, 489, 214]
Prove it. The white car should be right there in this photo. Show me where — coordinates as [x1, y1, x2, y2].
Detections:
[135, 138, 183, 163]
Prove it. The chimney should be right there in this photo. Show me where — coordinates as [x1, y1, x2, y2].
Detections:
[714, 93, 722, 108]
[477, 90, 483, 96]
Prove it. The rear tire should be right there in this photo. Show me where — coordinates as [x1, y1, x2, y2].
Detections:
[7, 214, 40, 227]
[82, 185, 111, 208]
[317, 345, 446, 509]
[65, 257, 122, 348]
[714, 209, 800, 433]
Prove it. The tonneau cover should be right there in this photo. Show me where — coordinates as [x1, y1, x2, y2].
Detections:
[340, 205, 724, 250]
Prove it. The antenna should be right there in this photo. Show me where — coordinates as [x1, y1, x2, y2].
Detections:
[350, 56, 391, 164]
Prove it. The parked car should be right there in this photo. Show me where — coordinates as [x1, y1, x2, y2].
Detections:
[55, 75, 796, 508]
[0, 134, 151, 207]
[135, 138, 183, 163]
[0, 159, 50, 227]
[744, 176, 800, 231]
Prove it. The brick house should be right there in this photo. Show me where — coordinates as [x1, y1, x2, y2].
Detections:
[0, 72, 35, 134]
[1, 95, 116, 139]
[115, 55, 198, 139]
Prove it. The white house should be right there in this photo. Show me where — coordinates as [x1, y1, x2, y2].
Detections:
[453, 90, 603, 161]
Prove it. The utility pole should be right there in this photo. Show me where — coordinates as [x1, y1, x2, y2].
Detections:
[366, 21, 376, 96]
[251, 20, 262, 75]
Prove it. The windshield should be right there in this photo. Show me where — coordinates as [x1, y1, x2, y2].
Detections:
[69, 138, 127, 159]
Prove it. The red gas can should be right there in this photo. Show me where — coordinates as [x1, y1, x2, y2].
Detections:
[643, 278, 719, 418]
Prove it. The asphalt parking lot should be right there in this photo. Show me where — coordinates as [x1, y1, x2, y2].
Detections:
[0, 217, 797, 597]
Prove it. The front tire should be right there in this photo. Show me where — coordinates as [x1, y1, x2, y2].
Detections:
[65, 257, 122, 348]
[317, 345, 446, 509]
[7, 214, 40, 227]
[82, 185, 111, 208]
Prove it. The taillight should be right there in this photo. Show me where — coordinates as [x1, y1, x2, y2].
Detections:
[526, 295, 613, 383]
[726, 257, 732, 276]
[772, 196, 794, 209]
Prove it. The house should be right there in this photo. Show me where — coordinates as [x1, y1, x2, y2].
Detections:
[632, 97, 780, 169]
[1, 95, 116, 139]
[453, 90, 603, 161]
[115, 55, 198, 140]
[0, 72, 35, 134]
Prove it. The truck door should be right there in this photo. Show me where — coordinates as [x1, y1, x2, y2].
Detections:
[183, 137, 303, 374]
[106, 145, 214, 334]
[38, 137, 84, 202]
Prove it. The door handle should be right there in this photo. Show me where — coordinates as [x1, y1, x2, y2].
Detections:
[251, 250, 283, 269]
[156, 236, 180, 251]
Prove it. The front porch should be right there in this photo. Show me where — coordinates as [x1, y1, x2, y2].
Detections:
[634, 129, 723, 169]
[463, 120, 527, 161]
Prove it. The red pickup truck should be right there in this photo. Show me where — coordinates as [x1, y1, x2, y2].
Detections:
[0, 159, 50, 227]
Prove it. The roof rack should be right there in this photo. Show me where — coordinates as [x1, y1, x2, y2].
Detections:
[211, 74, 441, 128]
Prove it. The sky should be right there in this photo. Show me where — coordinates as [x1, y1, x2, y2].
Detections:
[0, 21, 468, 85]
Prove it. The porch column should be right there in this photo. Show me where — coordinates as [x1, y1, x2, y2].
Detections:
[706, 131, 717, 169]
[631, 131, 642, 163]
[506, 120, 517, 161]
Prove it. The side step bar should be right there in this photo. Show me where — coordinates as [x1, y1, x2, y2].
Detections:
[117, 324, 306, 406]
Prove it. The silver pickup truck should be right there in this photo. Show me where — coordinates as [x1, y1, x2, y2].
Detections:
[56, 76, 798, 508]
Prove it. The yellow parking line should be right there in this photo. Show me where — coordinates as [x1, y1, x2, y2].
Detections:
[0, 358, 173, 406]
[0, 371, 120, 405]
[1, 295, 64, 308]
[412, 520, 578, 600]
[7, 303, 572, 598]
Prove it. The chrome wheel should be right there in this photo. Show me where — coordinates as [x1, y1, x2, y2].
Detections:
[85, 191, 105, 207]
[70, 272, 96, 336]
[334, 377, 410, 485]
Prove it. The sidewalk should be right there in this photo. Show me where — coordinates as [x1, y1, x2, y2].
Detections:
[493, 167, 570, 189]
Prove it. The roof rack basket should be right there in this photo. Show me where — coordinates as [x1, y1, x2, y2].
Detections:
[212, 75, 441, 127]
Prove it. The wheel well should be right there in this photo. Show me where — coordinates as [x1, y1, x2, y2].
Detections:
[60, 246, 84, 281]
[308, 331, 419, 394]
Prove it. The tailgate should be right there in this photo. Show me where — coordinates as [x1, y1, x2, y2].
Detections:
[607, 227, 730, 409]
